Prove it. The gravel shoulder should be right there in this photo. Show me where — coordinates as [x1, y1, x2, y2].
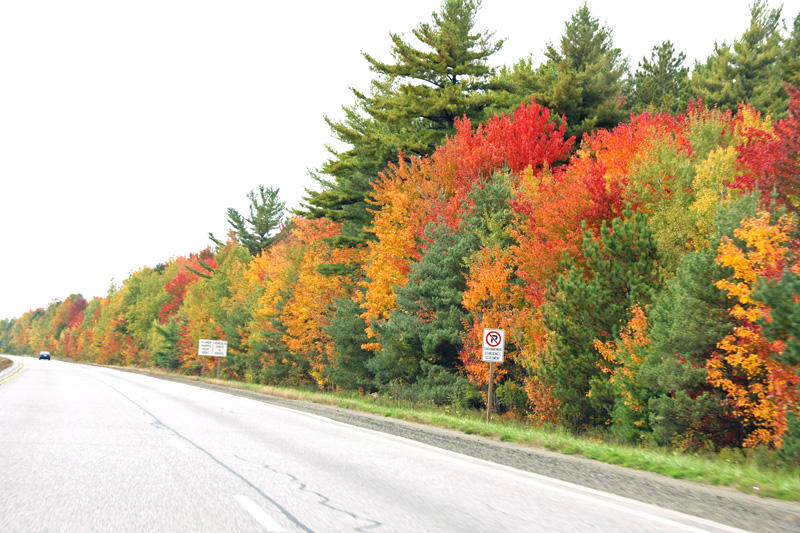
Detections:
[117, 367, 800, 533]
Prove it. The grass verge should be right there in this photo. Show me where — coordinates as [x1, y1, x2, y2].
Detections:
[121, 365, 800, 502]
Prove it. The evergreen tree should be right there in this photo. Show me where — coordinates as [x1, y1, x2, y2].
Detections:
[151, 319, 180, 369]
[370, 219, 477, 384]
[303, 79, 400, 248]
[756, 270, 800, 368]
[690, 44, 737, 110]
[734, 1, 785, 116]
[325, 296, 375, 391]
[779, 11, 800, 87]
[642, 250, 738, 446]
[488, 57, 539, 114]
[692, 1, 784, 116]
[532, 5, 629, 140]
[641, 195, 758, 447]
[755, 265, 800, 458]
[631, 41, 690, 113]
[211, 186, 285, 256]
[541, 209, 660, 429]
[359, 0, 502, 151]
[301, 0, 503, 247]
[370, 173, 511, 385]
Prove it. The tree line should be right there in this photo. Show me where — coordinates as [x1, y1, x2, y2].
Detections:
[3, 1, 800, 455]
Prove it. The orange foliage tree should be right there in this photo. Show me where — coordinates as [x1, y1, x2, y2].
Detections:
[708, 212, 800, 447]
[281, 219, 363, 388]
[248, 217, 361, 388]
[361, 157, 440, 347]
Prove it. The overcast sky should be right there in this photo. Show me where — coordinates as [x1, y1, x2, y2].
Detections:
[2, 0, 799, 320]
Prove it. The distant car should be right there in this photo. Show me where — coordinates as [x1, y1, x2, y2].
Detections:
[38, 351, 51, 360]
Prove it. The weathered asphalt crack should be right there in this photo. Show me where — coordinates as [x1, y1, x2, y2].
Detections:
[92, 375, 313, 532]
[113, 367, 800, 533]
[234, 454, 382, 531]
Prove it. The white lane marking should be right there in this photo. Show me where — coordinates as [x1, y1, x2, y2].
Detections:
[234, 494, 285, 532]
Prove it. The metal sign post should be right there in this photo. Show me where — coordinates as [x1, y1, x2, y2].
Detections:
[487, 361, 495, 423]
[481, 329, 505, 423]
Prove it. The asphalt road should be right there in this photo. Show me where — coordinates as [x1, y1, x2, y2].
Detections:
[0, 356, 747, 532]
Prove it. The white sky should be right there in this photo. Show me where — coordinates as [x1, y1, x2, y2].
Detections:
[1, 0, 798, 320]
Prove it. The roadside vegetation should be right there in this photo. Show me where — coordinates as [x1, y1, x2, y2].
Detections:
[3, 0, 800, 495]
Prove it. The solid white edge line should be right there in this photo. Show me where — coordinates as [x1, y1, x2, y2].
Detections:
[234, 494, 285, 532]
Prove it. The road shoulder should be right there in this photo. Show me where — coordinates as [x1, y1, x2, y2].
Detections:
[0, 355, 23, 384]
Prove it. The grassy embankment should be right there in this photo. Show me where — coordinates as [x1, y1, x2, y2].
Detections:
[0, 356, 13, 372]
[119, 364, 800, 502]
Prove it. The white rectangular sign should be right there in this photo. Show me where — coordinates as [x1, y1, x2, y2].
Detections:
[198, 339, 228, 358]
[482, 328, 505, 363]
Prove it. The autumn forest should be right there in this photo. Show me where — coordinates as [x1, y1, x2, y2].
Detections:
[4, 1, 800, 455]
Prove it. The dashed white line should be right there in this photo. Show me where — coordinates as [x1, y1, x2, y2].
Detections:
[234, 494, 286, 532]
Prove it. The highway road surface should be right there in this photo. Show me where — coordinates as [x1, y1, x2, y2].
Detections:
[0, 356, 745, 532]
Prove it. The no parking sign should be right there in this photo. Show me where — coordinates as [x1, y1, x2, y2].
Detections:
[481, 329, 505, 362]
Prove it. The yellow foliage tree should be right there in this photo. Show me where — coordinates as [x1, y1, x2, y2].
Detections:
[690, 146, 741, 241]
[248, 218, 362, 388]
[709, 212, 800, 447]
[361, 157, 440, 348]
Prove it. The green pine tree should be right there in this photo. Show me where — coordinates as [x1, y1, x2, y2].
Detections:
[303, 79, 400, 249]
[324, 296, 375, 391]
[488, 57, 539, 114]
[370, 219, 476, 384]
[779, 11, 800, 90]
[690, 44, 738, 110]
[301, 0, 503, 248]
[360, 0, 502, 153]
[640, 194, 758, 448]
[641, 250, 738, 447]
[369, 173, 512, 386]
[631, 41, 690, 113]
[150, 318, 180, 369]
[211, 186, 285, 257]
[735, 1, 785, 116]
[541, 209, 660, 429]
[691, 1, 784, 116]
[532, 5, 630, 140]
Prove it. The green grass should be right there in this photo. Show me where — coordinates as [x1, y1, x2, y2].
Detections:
[118, 365, 800, 501]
